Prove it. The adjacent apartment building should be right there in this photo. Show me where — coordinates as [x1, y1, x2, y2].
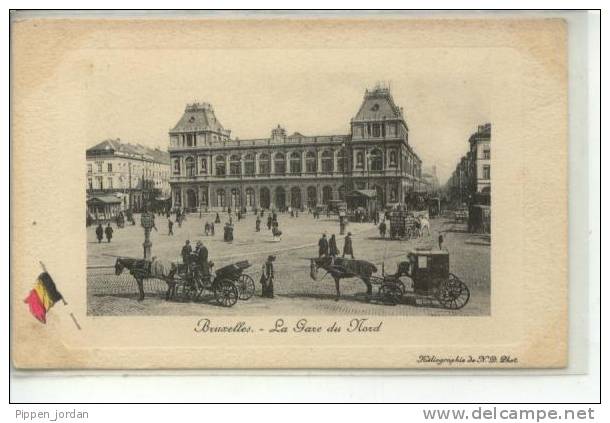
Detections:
[447, 123, 491, 205]
[86, 139, 171, 212]
[168, 86, 424, 212]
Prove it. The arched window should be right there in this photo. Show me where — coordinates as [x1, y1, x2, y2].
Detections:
[274, 153, 286, 175]
[389, 150, 398, 167]
[370, 148, 383, 172]
[259, 153, 270, 175]
[289, 152, 301, 174]
[305, 151, 317, 173]
[216, 189, 226, 207]
[185, 157, 196, 177]
[229, 154, 241, 175]
[321, 150, 334, 174]
[215, 155, 226, 176]
[337, 148, 347, 173]
[244, 154, 255, 175]
[356, 151, 364, 168]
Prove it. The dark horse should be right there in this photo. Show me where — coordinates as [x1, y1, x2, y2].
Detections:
[115, 257, 177, 301]
[309, 257, 377, 301]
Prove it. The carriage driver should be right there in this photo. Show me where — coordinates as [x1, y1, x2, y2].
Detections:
[181, 240, 192, 275]
[194, 240, 209, 279]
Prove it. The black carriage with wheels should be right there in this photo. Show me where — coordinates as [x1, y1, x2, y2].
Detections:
[214, 260, 255, 301]
[405, 249, 470, 309]
[175, 260, 255, 307]
[370, 249, 470, 309]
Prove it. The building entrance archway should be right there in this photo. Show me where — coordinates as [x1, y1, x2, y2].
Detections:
[307, 186, 317, 208]
[290, 187, 302, 209]
[275, 187, 286, 210]
[260, 187, 271, 209]
[186, 189, 197, 211]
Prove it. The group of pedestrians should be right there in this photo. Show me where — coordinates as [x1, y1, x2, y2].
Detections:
[318, 232, 354, 259]
[180, 239, 209, 282]
[95, 223, 114, 243]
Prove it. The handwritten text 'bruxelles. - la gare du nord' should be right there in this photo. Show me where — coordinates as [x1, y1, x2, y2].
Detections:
[193, 318, 383, 334]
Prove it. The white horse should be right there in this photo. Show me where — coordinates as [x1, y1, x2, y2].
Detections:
[418, 216, 431, 237]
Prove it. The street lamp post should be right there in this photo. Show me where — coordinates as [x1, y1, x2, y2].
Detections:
[140, 210, 154, 260]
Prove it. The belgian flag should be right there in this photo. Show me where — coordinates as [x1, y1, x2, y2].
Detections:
[24, 272, 64, 323]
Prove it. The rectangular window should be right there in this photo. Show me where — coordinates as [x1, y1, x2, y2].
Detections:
[97, 162, 103, 173]
[245, 162, 255, 175]
[88, 178, 92, 189]
[107, 177, 113, 189]
[372, 124, 381, 137]
[483, 165, 491, 179]
[87, 164, 92, 173]
[107, 163, 112, 172]
[483, 149, 490, 159]
[96, 176, 103, 190]
[356, 152, 364, 168]
[216, 162, 226, 176]
[187, 134, 193, 147]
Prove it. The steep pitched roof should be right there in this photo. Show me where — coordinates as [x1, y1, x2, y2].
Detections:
[353, 87, 403, 122]
[86, 139, 169, 164]
[171, 102, 226, 133]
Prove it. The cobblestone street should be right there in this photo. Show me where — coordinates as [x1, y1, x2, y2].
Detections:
[88, 211, 490, 316]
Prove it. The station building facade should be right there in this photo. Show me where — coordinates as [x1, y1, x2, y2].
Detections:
[168, 87, 424, 211]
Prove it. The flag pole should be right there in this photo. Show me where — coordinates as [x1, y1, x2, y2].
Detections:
[39, 261, 81, 330]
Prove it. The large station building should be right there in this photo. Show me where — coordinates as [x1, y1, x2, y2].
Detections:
[168, 86, 424, 211]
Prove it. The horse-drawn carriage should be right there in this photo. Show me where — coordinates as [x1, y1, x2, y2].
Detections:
[309, 249, 470, 309]
[371, 249, 470, 309]
[174, 260, 255, 307]
[115, 257, 255, 307]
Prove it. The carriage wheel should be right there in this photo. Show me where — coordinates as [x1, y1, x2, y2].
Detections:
[214, 279, 239, 307]
[379, 284, 403, 305]
[236, 274, 255, 300]
[436, 274, 470, 310]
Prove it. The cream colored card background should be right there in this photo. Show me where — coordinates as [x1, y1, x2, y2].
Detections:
[11, 17, 567, 369]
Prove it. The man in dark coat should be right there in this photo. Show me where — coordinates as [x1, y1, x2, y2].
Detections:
[342, 232, 354, 259]
[195, 241, 209, 277]
[379, 220, 387, 239]
[181, 240, 192, 274]
[255, 216, 261, 232]
[104, 223, 113, 243]
[267, 215, 273, 230]
[260, 255, 276, 298]
[318, 233, 329, 257]
[329, 234, 339, 258]
[168, 218, 174, 235]
[95, 223, 104, 243]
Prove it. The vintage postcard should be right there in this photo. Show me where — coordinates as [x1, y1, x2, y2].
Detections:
[11, 14, 567, 368]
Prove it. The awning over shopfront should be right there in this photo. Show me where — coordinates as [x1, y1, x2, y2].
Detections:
[87, 195, 122, 205]
[345, 189, 376, 199]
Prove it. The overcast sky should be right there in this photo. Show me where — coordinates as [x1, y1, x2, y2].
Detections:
[83, 48, 491, 184]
